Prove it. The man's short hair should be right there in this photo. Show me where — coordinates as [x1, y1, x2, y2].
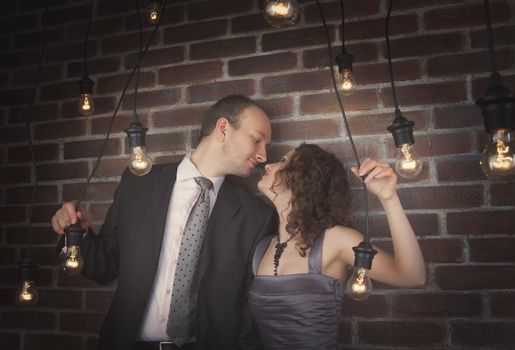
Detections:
[199, 95, 264, 138]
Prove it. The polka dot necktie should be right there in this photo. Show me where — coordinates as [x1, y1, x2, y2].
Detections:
[166, 176, 213, 345]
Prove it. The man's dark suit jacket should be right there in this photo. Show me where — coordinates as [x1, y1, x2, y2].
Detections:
[78, 163, 277, 350]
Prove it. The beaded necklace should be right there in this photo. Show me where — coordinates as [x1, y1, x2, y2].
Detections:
[273, 234, 293, 276]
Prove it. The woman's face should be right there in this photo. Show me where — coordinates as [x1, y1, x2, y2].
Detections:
[257, 149, 294, 200]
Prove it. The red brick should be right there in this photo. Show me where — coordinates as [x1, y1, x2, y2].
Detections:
[435, 265, 515, 290]
[271, 118, 340, 141]
[472, 74, 515, 101]
[353, 213, 439, 238]
[337, 320, 352, 344]
[419, 238, 465, 263]
[0, 88, 33, 106]
[304, 0, 381, 23]
[356, 59, 421, 85]
[43, 4, 91, 26]
[491, 292, 515, 317]
[125, 46, 185, 68]
[124, 5, 185, 31]
[13, 65, 64, 87]
[121, 88, 181, 110]
[5, 185, 58, 204]
[342, 294, 389, 317]
[96, 71, 155, 94]
[14, 28, 65, 50]
[0, 332, 19, 350]
[24, 333, 83, 350]
[447, 210, 515, 235]
[491, 183, 515, 206]
[0, 166, 31, 185]
[0, 125, 29, 144]
[1, 310, 55, 330]
[0, 247, 16, 265]
[424, 2, 511, 30]
[300, 90, 379, 113]
[256, 97, 294, 120]
[32, 204, 61, 224]
[91, 113, 150, 135]
[190, 36, 256, 60]
[163, 20, 227, 44]
[101, 30, 160, 54]
[393, 131, 474, 158]
[0, 266, 53, 287]
[262, 70, 331, 95]
[436, 156, 484, 182]
[93, 158, 128, 178]
[40, 80, 80, 101]
[64, 139, 121, 160]
[60, 312, 105, 333]
[63, 182, 117, 202]
[97, 0, 134, 15]
[344, 14, 418, 41]
[383, 33, 465, 59]
[427, 48, 513, 77]
[37, 289, 82, 310]
[394, 0, 464, 10]
[5, 226, 58, 245]
[20, 246, 60, 266]
[145, 132, 187, 153]
[188, 0, 252, 21]
[433, 105, 483, 129]
[61, 96, 117, 119]
[303, 43, 379, 69]
[382, 81, 467, 107]
[347, 110, 428, 136]
[68, 17, 123, 40]
[34, 119, 87, 141]
[262, 26, 336, 52]
[358, 320, 445, 346]
[67, 57, 121, 78]
[45, 41, 96, 63]
[188, 79, 255, 103]
[158, 61, 224, 86]
[470, 238, 515, 262]
[0, 13, 38, 35]
[397, 185, 483, 210]
[393, 293, 482, 317]
[229, 52, 297, 76]
[37, 162, 89, 181]
[451, 321, 515, 347]
[232, 13, 270, 34]
[57, 269, 102, 288]
[471, 24, 515, 49]
[9, 104, 59, 124]
[85, 290, 115, 312]
[0, 49, 41, 70]
[153, 106, 206, 129]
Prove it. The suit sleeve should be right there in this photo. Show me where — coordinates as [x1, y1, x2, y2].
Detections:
[78, 170, 128, 285]
[238, 207, 278, 350]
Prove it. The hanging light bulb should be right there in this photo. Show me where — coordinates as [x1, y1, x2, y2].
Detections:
[476, 73, 515, 183]
[63, 223, 84, 275]
[346, 241, 377, 301]
[335, 51, 357, 96]
[263, 0, 299, 29]
[126, 121, 153, 176]
[15, 258, 39, 306]
[77, 76, 95, 116]
[147, 0, 161, 24]
[395, 143, 423, 179]
[388, 109, 423, 179]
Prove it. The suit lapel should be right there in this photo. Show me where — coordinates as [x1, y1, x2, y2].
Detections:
[198, 180, 241, 283]
[151, 163, 178, 264]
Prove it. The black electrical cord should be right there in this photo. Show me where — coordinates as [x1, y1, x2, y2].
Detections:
[483, 0, 498, 74]
[82, 0, 94, 78]
[385, 0, 400, 112]
[76, 0, 168, 208]
[315, 0, 369, 243]
[339, 0, 346, 54]
[133, 0, 144, 123]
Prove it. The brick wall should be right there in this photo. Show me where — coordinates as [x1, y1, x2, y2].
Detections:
[1, 0, 515, 349]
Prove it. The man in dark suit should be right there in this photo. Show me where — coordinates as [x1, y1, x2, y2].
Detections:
[51, 95, 277, 350]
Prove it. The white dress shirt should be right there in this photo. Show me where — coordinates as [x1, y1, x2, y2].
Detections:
[139, 154, 224, 340]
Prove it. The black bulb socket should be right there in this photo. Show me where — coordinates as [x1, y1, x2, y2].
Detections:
[476, 72, 515, 134]
[65, 222, 84, 248]
[352, 240, 377, 270]
[335, 51, 354, 73]
[387, 109, 415, 147]
[126, 121, 148, 148]
[78, 76, 95, 95]
[17, 257, 38, 282]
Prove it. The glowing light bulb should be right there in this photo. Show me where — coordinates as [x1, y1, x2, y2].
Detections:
[78, 94, 95, 116]
[338, 69, 357, 96]
[147, 1, 161, 24]
[395, 143, 422, 179]
[129, 146, 152, 176]
[15, 280, 39, 306]
[263, 0, 299, 28]
[63, 245, 84, 275]
[480, 130, 515, 182]
[346, 267, 373, 301]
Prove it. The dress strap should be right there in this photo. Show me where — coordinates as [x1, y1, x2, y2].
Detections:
[252, 235, 274, 275]
[308, 231, 326, 274]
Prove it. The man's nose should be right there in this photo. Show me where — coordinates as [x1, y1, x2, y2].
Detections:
[256, 146, 267, 163]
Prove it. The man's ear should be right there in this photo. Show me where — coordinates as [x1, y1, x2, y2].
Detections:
[214, 117, 229, 141]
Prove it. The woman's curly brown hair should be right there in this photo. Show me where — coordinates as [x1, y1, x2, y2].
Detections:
[273, 144, 353, 256]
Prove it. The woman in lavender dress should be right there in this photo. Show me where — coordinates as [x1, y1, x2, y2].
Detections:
[249, 144, 426, 350]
